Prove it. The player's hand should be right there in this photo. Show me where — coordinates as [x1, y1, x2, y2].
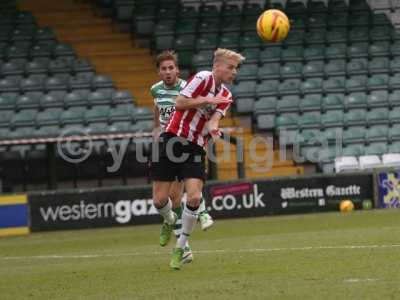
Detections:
[209, 128, 222, 142]
[152, 126, 161, 141]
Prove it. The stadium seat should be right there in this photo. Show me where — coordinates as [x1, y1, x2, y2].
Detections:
[343, 126, 367, 144]
[358, 155, 382, 169]
[390, 41, 400, 56]
[325, 43, 346, 59]
[367, 108, 390, 125]
[254, 97, 277, 114]
[303, 45, 325, 61]
[370, 26, 391, 42]
[368, 74, 389, 90]
[235, 98, 254, 114]
[192, 50, 213, 68]
[109, 104, 134, 122]
[346, 75, 367, 92]
[257, 63, 280, 80]
[328, 12, 348, 27]
[240, 34, 262, 49]
[348, 27, 369, 43]
[344, 109, 367, 126]
[298, 112, 321, 129]
[301, 78, 323, 94]
[390, 57, 400, 73]
[382, 153, 400, 167]
[365, 142, 388, 155]
[366, 125, 389, 142]
[344, 92, 367, 109]
[256, 80, 278, 97]
[347, 58, 368, 76]
[0, 93, 17, 110]
[324, 76, 345, 93]
[36, 108, 63, 126]
[16, 92, 41, 109]
[233, 81, 256, 97]
[304, 29, 326, 45]
[390, 107, 400, 124]
[342, 144, 365, 156]
[280, 62, 302, 79]
[300, 94, 322, 112]
[389, 141, 400, 153]
[46, 74, 69, 91]
[322, 94, 345, 111]
[11, 108, 37, 127]
[236, 64, 257, 81]
[275, 113, 299, 129]
[281, 47, 304, 62]
[325, 60, 346, 76]
[283, 30, 305, 46]
[279, 79, 302, 96]
[195, 34, 218, 51]
[321, 110, 344, 127]
[369, 57, 390, 74]
[241, 49, 260, 64]
[369, 42, 391, 57]
[60, 107, 86, 125]
[367, 90, 389, 108]
[326, 29, 347, 44]
[256, 114, 275, 130]
[389, 91, 400, 107]
[276, 96, 300, 113]
[303, 61, 324, 77]
[389, 75, 400, 90]
[334, 156, 360, 173]
[259, 48, 281, 63]
[308, 0, 328, 13]
[64, 90, 88, 108]
[348, 43, 369, 58]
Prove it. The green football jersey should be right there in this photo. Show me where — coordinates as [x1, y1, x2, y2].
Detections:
[150, 78, 186, 130]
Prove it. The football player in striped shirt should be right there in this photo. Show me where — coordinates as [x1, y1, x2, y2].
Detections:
[151, 49, 245, 269]
[150, 51, 214, 264]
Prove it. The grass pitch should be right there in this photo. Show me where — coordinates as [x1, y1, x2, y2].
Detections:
[1, 209, 400, 300]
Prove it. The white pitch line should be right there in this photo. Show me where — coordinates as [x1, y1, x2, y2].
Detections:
[344, 278, 380, 283]
[1, 244, 400, 261]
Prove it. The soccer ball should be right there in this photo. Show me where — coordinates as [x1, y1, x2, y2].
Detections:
[339, 200, 355, 213]
[256, 9, 290, 43]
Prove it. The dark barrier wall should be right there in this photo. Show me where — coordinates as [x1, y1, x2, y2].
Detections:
[29, 173, 374, 232]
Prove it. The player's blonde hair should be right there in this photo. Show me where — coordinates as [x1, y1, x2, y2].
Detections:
[213, 48, 245, 65]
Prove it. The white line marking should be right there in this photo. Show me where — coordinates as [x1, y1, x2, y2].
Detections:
[344, 278, 379, 283]
[1, 244, 400, 261]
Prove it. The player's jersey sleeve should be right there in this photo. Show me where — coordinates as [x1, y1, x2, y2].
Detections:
[180, 72, 209, 98]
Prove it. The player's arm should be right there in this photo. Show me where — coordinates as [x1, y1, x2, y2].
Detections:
[151, 88, 161, 139]
[175, 95, 231, 110]
[207, 111, 224, 141]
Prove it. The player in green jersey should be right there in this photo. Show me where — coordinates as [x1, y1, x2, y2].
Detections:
[150, 51, 214, 263]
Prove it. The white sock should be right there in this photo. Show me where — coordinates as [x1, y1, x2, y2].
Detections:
[155, 198, 174, 225]
[176, 204, 199, 249]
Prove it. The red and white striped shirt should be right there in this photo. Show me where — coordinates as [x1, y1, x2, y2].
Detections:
[166, 71, 232, 147]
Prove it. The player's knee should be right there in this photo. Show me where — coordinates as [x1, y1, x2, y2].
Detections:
[186, 193, 201, 208]
[153, 191, 169, 208]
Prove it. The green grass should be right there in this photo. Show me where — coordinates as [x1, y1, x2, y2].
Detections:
[1, 209, 400, 300]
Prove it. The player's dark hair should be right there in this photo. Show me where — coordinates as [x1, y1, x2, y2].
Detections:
[156, 50, 179, 68]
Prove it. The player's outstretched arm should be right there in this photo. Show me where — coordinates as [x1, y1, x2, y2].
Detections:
[207, 111, 224, 142]
[175, 95, 232, 110]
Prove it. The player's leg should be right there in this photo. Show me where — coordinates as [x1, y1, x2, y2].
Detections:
[153, 181, 177, 246]
[170, 182, 193, 263]
[198, 192, 214, 230]
[170, 178, 203, 269]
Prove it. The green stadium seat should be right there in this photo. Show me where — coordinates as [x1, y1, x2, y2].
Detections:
[298, 112, 321, 129]
[326, 29, 347, 44]
[369, 42, 391, 57]
[64, 90, 88, 108]
[389, 75, 400, 90]
[87, 89, 113, 106]
[299, 129, 322, 145]
[389, 141, 400, 153]
[389, 91, 400, 107]
[369, 57, 390, 74]
[48, 58, 70, 74]
[283, 30, 305, 46]
[391, 29, 400, 42]
[25, 58, 49, 74]
[195, 34, 218, 51]
[256, 114, 275, 130]
[0, 77, 19, 92]
[275, 113, 299, 129]
[286, 1, 307, 14]
[344, 108, 367, 126]
[300, 94, 322, 112]
[343, 144, 365, 156]
[34, 125, 60, 137]
[221, 4, 241, 18]
[348, 43, 369, 58]
[53, 43, 75, 57]
[174, 35, 195, 51]
[20, 74, 45, 92]
[307, 14, 327, 28]
[241, 49, 260, 64]
[0, 110, 13, 127]
[325, 60, 346, 76]
[367, 90, 389, 108]
[153, 21, 175, 36]
[346, 75, 367, 92]
[257, 63, 280, 80]
[109, 104, 134, 122]
[36, 108, 63, 126]
[155, 35, 174, 51]
[328, 12, 348, 27]
[323, 76, 345, 93]
[40, 91, 65, 109]
[328, 0, 348, 12]
[389, 125, 400, 141]
[198, 18, 220, 34]
[157, 7, 176, 21]
[308, 0, 328, 14]
[281, 46, 304, 62]
[241, 16, 259, 33]
[321, 110, 344, 127]
[256, 80, 279, 97]
[367, 108, 390, 125]
[45, 74, 69, 91]
[16, 92, 41, 109]
[325, 43, 346, 59]
[86, 122, 108, 134]
[366, 125, 389, 142]
[280, 62, 302, 79]
[301, 78, 323, 94]
[303, 61, 324, 77]
[370, 26, 391, 42]
[61, 107, 86, 125]
[390, 107, 400, 124]
[276, 96, 300, 113]
[290, 16, 307, 29]
[304, 29, 326, 45]
[279, 79, 302, 96]
[390, 42, 400, 56]
[343, 126, 366, 144]
[239, 34, 262, 48]
[192, 50, 212, 68]
[9, 126, 35, 139]
[219, 34, 240, 49]
[242, 3, 263, 17]
[84, 105, 110, 123]
[322, 127, 343, 143]
[112, 90, 134, 105]
[175, 20, 197, 35]
[11, 109, 37, 127]
[347, 58, 368, 76]
[199, 5, 219, 18]
[1, 60, 24, 76]
[254, 97, 277, 114]
[259, 48, 281, 63]
[303, 45, 325, 61]
[220, 18, 241, 34]
[368, 74, 389, 91]
[371, 13, 391, 26]
[349, 12, 370, 27]
[235, 98, 254, 114]
[348, 27, 369, 43]
[365, 142, 388, 155]
[178, 6, 199, 20]
[344, 92, 367, 109]
[0, 92, 17, 110]
[390, 57, 400, 73]
[233, 81, 257, 97]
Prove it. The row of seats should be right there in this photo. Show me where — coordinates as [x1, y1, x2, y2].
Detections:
[0, 42, 75, 60]
[0, 57, 94, 76]
[0, 89, 134, 110]
[0, 104, 152, 128]
[0, 118, 154, 139]
[0, 27, 56, 42]
[236, 58, 400, 81]
[334, 153, 400, 172]
[0, 11, 36, 26]
[0, 73, 114, 92]
[257, 107, 400, 130]
[233, 74, 400, 97]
